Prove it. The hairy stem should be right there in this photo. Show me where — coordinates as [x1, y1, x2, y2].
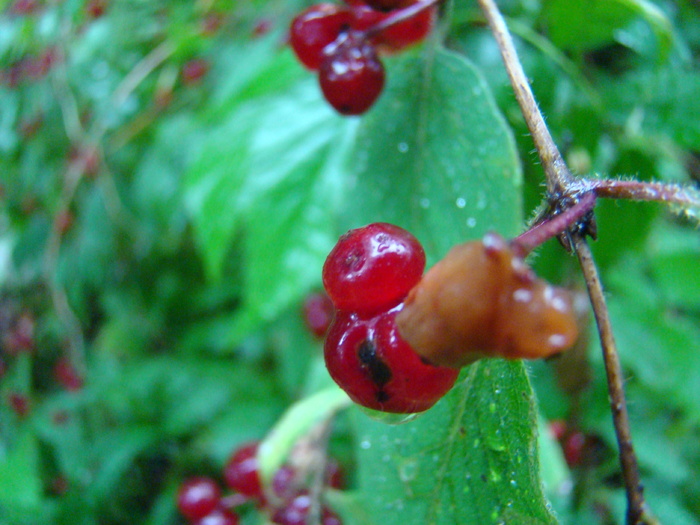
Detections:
[476, 0, 573, 195]
[512, 191, 596, 256]
[590, 178, 700, 212]
[476, 0, 651, 521]
[573, 236, 659, 525]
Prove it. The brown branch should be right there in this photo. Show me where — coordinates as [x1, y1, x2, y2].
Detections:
[476, 0, 574, 196]
[476, 0, 655, 522]
[572, 236, 659, 525]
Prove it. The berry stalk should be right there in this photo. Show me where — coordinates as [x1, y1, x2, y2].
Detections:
[362, 0, 442, 39]
[512, 191, 597, 257]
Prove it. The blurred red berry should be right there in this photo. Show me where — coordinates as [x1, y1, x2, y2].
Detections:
[177, 477, 222, 521]
[10, 0, 40, 15]
[224, 441, 263, 500]
[563, 431, 586, 468]
[192, 508, 240, 525]
[3, 312, 35, 355]
[86, 0, 107, 18]
[549, 419, 567, 442]
[303, 292, 335, 338]
[54, 357, 83, 391]
[181, 58, 210, 85]
[9, 393, 30, 417]
[201, 13, 223, 36]
[253, 18, 273, 38]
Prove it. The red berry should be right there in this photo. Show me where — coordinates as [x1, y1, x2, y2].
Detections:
[181, 58, 210, 85]
[318, 33, 385, 115]
[303, 292, 335, 338]
[252, 18, 273, 38]
[8, 393, 31, 417]
[86, 0, 107, 18]
[192, 508, 240, 525]
[374, 6, 435, 51]
[549, 419, 567, 442]
[53, 357, 83, 391]
[10, 0, 40, 15]
[563, 431, 586, 468]
[224, 442, 263, 500]
[290, 4, 351, 70]
[271, 492, 342, 525]
[177, 477, 221, 521]
[324, 458, 345, 489]
[322, 223, 425, 314]
[271, 464, 298, 501]
[324, 306, 458, 413]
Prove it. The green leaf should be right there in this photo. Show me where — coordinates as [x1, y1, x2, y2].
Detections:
[353, 361, 557, 525]
[542, 0, 673, 60]
[341, 47, 552, 523]
[344, 48, 522, 259]
[187, 75, 355, 338]
[0, 429, 42, 509]
[258, 386, 351, 487]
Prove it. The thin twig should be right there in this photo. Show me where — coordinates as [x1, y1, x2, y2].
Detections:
[572, 236, 659, 525]
[476, 0, 653, 522]
[590, 178, 700, 211]
[512, 191, 596, 256]
[476, 0, 574, 196]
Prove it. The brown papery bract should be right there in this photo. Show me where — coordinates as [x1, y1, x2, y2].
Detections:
[396, 232, 578, 368]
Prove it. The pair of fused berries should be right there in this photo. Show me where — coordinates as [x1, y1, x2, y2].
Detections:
[177, 441, 343, 525]
[322, 223, 579, 413]
[289, 0, 436, 115]
[322, 223, 459, 413]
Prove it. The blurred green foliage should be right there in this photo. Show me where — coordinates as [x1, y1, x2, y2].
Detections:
[0, 0, 698, 524]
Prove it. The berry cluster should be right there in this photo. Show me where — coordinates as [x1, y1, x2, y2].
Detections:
[396, 232, 579, 368]
[177, 441, 343, 525]
[322, 223, 459, 413]
[289, 0, 436, 115]
[322, 224, 580, 414]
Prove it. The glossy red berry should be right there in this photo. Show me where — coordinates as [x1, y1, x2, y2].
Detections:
[192, 508, 240, 525]
[177, 477, 221, 521]
[303, 292, 335, 338]
[324, 306, 458, 413]
[318, 33, 385, 115]
[290, 4, 351, 70]
[224, 442, 263, 500]
[322, 223, 425, 314]
[271, 492, 342, 525]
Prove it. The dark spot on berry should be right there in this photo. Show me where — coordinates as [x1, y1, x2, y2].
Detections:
[358, 339, 392, 386]
[376, 390, 390, 403]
